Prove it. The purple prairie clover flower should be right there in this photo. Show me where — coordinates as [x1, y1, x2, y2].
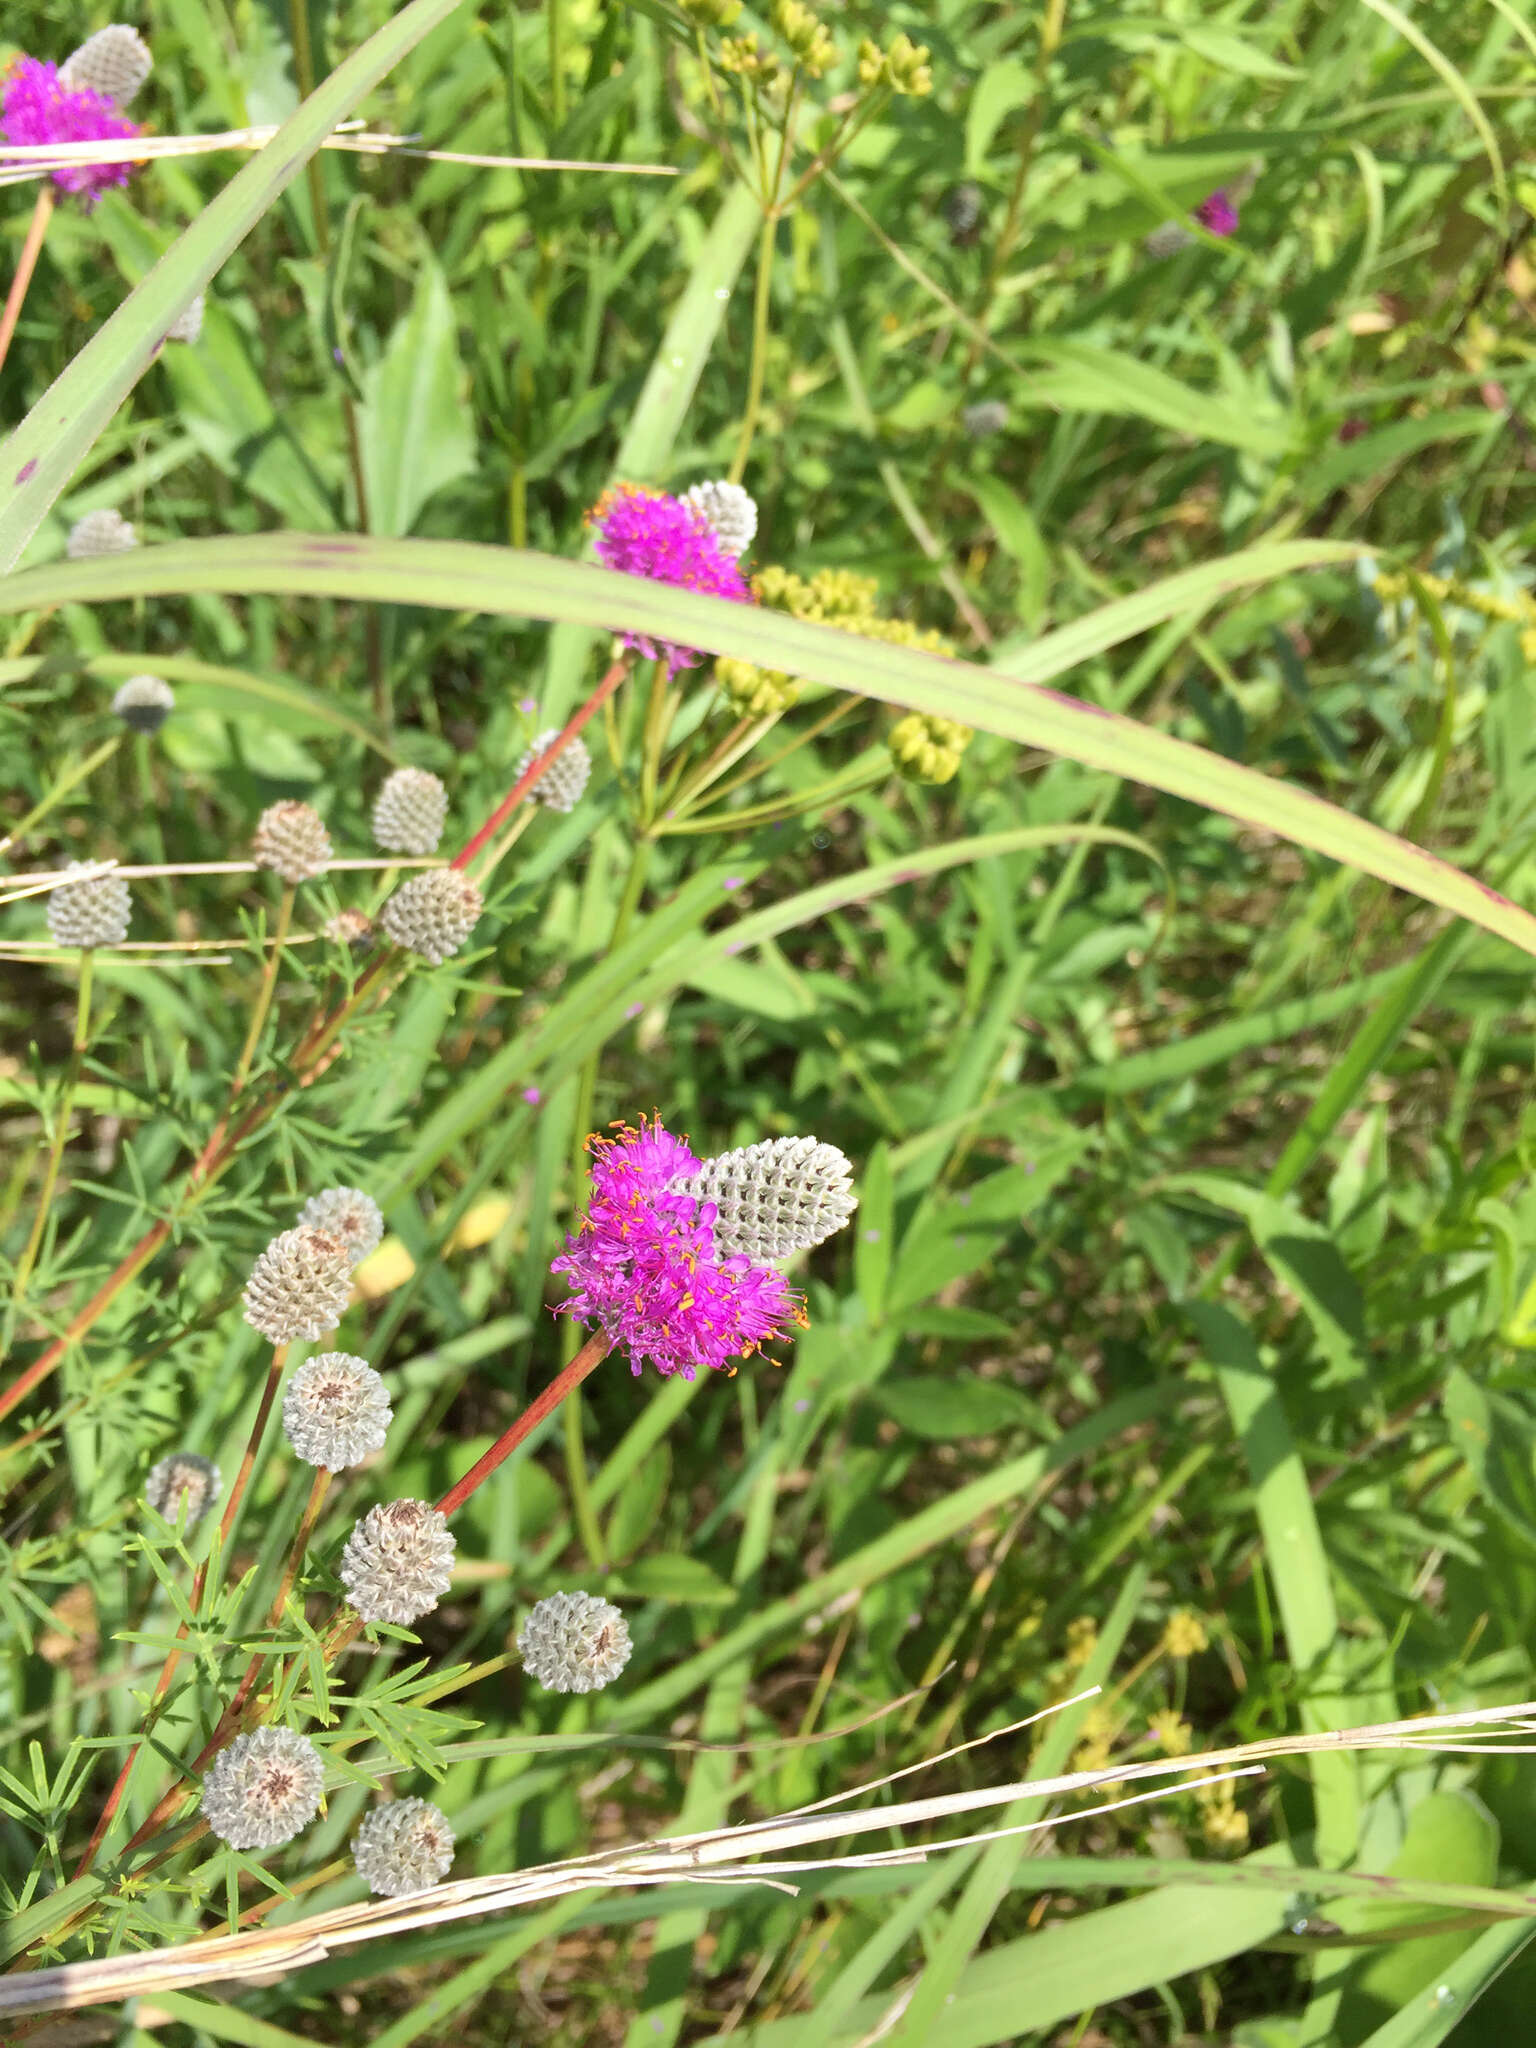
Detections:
[588, 484, 753, 678]
[551, 1118, 804, 1379]
[1194, 188, 1239, 237]
[1, 57, 141, 203]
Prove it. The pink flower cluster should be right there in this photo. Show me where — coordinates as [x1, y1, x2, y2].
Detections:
[552, 1119, 802, 1378]
[589, 484, 752, 677]
[1194, 189, 1239, 237]
[1, 57, 140, 203]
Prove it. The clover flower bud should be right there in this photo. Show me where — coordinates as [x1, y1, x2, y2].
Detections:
[682, 478, 758, 559]
[372, 767, 449, 856]
[515, 730, 591, 813]
[59, 25, 153, 107]
[962, 400, 1008, 439]
[888, 712, 972, 785]
[378, 869, 483, 964]
[352, 1797, 456, 1897]
[282, 1353, 391, 1470]
[518, 1590, 632, 1694]
[47, 862, 130, 948]
[252, 801, 331, 884]
[297, 1187, 384, 1266]
[166, 293, 204, 344]
[1, 60, 140, 203]
[66, 508, 136, 558]
[945, 183, 982, 242]
[144, 1450, 220, 1527]
[111, 674, 174, 732]
[324, 908, 377, 954]
[339, 1499, 455, 1627]
[242, 1227, 353, 1345]
[201, 1726, 325, 1850]
[676, 1135, 857, 1260]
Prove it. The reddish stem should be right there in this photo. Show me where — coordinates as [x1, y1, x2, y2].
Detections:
[0, 189, 53, 381]
[436, 1331, 610, 1517]
[453, 653, 630, 871]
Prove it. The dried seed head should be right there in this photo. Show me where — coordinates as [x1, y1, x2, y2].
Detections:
[372, 767, 448, 856]
[962, 400, 1008, 439]
[166, 292, 204, 344]
[676, 1135, 857, 1260]
[66, 508, 136, 559]
[682, 478, 758, 558]
[339, 1499, 456, 1627]
[242, 1227, 353, 1344]
[324, 907, 377, 955]
[111, 673, 174, 732]
[252, 801, 331, 884]
[59, 25, 153, 107]
[352, 1797, 456, 1897]
[144, 1450, 220, 1527]
[47, 862, 131, 948]
[515, 730, 591, 813]
[297, 1186, 384, 1266]
[201, 1726, 325, 1851]
[518, 1590, 632, 1694]
[282, 1353, 391, 1470]
[378, 869, 483, 964]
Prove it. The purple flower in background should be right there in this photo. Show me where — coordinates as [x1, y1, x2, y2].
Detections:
[589, 484, 752, 677]
[1194, 188, 1239, 237]
[552, 1118, 803, 1379]
[1, 58, 140, 203]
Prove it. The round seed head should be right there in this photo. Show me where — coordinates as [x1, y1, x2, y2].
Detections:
[518, 1590, 632, 1694]
[166, 292, 204, 344]
[282, 1352, 391, 1470]
[297, 1186, 384, 1266]
[962, 400, 1008, 439]
[242, 1227, 353, 1345]
[201, 1726, 325, 1851]
[352, 1797, 456, 1897]
[144, 1450, 220, 1527]
[66, 509, 136, 559]
[378, 869, 483, 964]
[681, 478, 758, 558]
[47, 862, 131, 948]
[59, 25, 153, 107]
[339, 1499, 456, 1627]
[252, 801, 331, 884]
[676, 1135, 857, 1260]
[372, 767, 448, 856]
[324, 907, 377, 955]
[111, 673, 174, 732]
[515, 730, 591, 813]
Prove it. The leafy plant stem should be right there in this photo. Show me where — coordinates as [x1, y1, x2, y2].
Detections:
[436, 1330, 610, 1518]
[230, 886, 296, 1095]
[454, 652, 630, 871]
[0, 736, 123, 859]
[9, 951, 93, 1320]
[0, 190, 53, 382]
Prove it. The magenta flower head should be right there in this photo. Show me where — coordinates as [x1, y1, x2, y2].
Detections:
[551, 1117, 805, 1379]
[1194, 188, 1239, 237]
[588, 484, 753, 677]
[1, 57, 141, 203]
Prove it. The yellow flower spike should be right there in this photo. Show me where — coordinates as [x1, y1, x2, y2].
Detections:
[1160, 1608, 1210, 1659]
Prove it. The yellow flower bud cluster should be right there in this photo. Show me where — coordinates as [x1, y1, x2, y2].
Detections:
[1160, 1608, 1209, 1659]
[889, 712, 972, 785]
[1374, 569, 1536, 661]
[719, 33, 779, 80]
[858, 31, 933, 95]
[679, 0, 742, 25]
[771, 0, 836, 76]
[1198, 1778, 1250, 1853]
[715, 655, 801, 717]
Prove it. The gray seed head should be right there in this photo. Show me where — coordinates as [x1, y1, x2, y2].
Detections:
[47, 862, 131, 948]
[339, 1499, 456, 1627]
[145, 1450, 220, 1527]
[111, 674, 174, 733]
[962, 400, 1008, 440]
[60, 24, 153, 106]
[252, 801, 331, 884]
[676, 1135, 857, 1261]
[378, 869, 483, 964]
[682, 478, 758, 558]
[66, 509, 136, 559]
[201, 1726, 325, 1851]
[298, 1186, 384, 1266]
[166, 293, 204, 344]
[1144, 221, 1194, 260]
[242, 1227, 353, 1344]
[515, 730, 591, 813]
[518, 1590, 632, 1695]
[282, 1353, 391, 1470]
[352, 1797, 456, 1897]
[372, 767, 448, 856]
[945, 181, 982, 239]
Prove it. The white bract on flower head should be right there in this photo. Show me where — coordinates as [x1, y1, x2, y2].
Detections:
[298, 1186, 384, 1266]
[682, 479, 758, 558]
[111, 674, 175, 732]
[145, 1451, 220, 1527]
[352, 1797, 456, 1896]
[252, 801, 332, 884]
[242, 1227, 353, 1345]
[378, 869, 483, 964]
[675, 1135, 857, 1260]
[201, 1726, 325, 1850]
[59, 24, 153, 107]
[339, 1499, 456, 1627]
[282, 1353, 392, 1470]
[518, 1590, 632, 1694]
[515, 730, 591, 813]
[47, 863, 131, 949]
[66, 509, 136, 559]
[372, 767, 448, 856]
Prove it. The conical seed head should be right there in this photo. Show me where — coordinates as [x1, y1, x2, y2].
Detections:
[515, 730, 591, 813]
[66, 509, 136, 559]
[339, 1498, 456, 1627]
[242, 1227, 353, 1344]
[518, 1590, 632, 1694]
[252, 801, 331, 883]
[372, 767, 448, 855]
[298, 1186, 384, 1265]
[352, 1797, 456, 1897]
[682, 478, 758, 558]
[47, 862, 131, 948]
[201, 1726, 325, 1850]
[144, 1450, 220, 1527]
[282, 1352, 392, 1470]
[677, 1135, 857, 1260]
[111, 673, 174, 732]
[59, 24, 153, 106]
[378, 869, 482, 964]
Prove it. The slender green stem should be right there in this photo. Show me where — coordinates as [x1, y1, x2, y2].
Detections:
[0, 736, 122, 859]
[231, 886, 296, 1094]
[10, 953, 94, 1315]
[729, 211, 778, 486]
[548, 0, 566, 123]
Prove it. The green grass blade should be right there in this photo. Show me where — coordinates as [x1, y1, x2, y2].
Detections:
[1357, 0, 1508, 212]
[1355, 1920, 1536, 2048]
